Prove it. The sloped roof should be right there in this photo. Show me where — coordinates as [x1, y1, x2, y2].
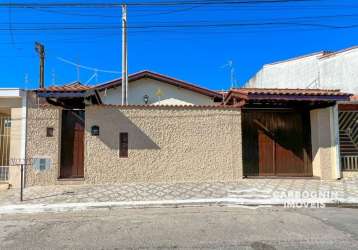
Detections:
[319, 46, 358, 59]
[266, 51, 331, 66]
[224, 88, 352, 104]
[232, 88, 349, 96]
[351, 95, 358, 101]
[37, 82, 93, 92]
[95, 70, 221, 99]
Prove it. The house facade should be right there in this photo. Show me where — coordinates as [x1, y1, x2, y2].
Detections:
[21, 71, 351, 187]
[97, 70, 222, 106]
[26, 73, 241, 185]
[245, 47, 358, 177]
[0, 89, 27, 188]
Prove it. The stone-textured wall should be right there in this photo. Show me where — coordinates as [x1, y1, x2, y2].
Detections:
[85, 106, 242, 184]
[25, 99, 62, 186]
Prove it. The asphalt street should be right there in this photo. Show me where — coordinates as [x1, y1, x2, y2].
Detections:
[0, 206, 357, 249]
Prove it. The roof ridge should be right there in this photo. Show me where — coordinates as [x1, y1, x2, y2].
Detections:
[264, 51, 329, 66]
[95, 70, 221, 98]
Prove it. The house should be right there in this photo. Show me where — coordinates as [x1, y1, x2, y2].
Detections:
[245, 46, 358, 93]
[224, 88, 349, 179]
[96, 70, 222, 105]
[22, 70, 352, 187]
[0, 89, 27, 188]
[245, 47, 358, 178]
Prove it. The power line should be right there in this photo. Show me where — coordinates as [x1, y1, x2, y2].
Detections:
[0, 1, 316, 8]
[5, 12, 358, 26]
[0, 21, 357, 31]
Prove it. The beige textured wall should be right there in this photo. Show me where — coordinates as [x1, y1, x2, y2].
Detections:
[25, 103, 62, 186]
[9, 107, 22, 161]
[85, 106, 242, 184]
[310, 106, 340, 180]
[8, 107, 23, 188]
[0, 97, 23, 188]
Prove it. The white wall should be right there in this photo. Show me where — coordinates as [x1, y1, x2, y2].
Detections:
[246, 53, 321, 89]
[246, 48, 358, 93]
[319, 49, 358, 93]
[99, 78, 215, 105]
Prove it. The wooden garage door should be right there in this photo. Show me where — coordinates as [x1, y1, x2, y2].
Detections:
[242, 110, 312, 177]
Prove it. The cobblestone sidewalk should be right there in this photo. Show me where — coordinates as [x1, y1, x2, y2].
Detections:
[1, 178, 358, 206]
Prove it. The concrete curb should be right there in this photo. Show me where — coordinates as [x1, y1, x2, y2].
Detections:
[1, 198, 358, 214]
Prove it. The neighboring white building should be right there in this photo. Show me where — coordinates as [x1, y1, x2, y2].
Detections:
[96, 70, 222, 105]
[0, 89, 27, 188]
[245, 46, 358, 94]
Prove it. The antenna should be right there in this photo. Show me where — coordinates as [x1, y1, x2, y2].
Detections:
[222, 60, 238, 89]
[57, 57, 121, 85]
[24, 73, 29, 85]
[51, 69, 56, 85]
[24, 73, 29, 90]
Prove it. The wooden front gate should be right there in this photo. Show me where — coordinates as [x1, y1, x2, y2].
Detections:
[60, 110, 85, 178]
[242, 110, 312, 177]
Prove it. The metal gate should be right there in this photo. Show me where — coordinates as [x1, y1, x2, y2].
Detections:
[0, 116, 11, 181]
[339, 111, 358, 171]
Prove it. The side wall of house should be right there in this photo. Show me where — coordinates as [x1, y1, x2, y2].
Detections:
[245, 54, 321, 88]
[85, 106, 242, 184]
[310, 106, 340, 180]
[25, 94, 62, 186]
[320, 49, 358, 93]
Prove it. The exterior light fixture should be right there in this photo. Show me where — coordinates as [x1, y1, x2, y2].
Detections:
[91, 125, 100, 136]
[143, 94, 149, 104]
[46, 127, 54, 137]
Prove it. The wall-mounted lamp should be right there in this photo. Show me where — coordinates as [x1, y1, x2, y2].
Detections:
[46, 127, 54, 137]
[91, 125, 100, 136]
[143, 94, 149, 104]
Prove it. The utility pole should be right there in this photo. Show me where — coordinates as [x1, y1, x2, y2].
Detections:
[35, 42, 45, 88]
[122, 4, 128, 105]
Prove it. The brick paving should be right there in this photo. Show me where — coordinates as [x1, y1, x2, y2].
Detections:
[0, 178, 358, 205]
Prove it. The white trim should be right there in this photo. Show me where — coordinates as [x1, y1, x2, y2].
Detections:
[0, 89, 23, 98]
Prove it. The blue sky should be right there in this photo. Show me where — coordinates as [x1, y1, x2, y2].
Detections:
[0, 0, 357, 90]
